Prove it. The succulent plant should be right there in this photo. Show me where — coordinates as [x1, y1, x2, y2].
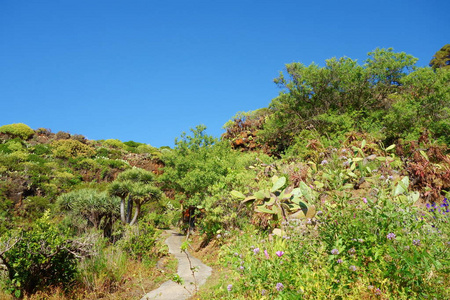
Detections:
[231, 176, 316, 228]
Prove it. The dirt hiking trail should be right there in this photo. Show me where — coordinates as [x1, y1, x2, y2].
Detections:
[140, 230, 212, 300]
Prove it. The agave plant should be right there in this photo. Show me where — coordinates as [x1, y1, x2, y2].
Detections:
[231, 176, 316, 229]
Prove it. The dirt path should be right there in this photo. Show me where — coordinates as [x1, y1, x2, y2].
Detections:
[140, 230, 212, 300]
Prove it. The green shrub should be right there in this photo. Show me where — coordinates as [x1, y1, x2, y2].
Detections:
[0, 123, 34, 140]
[102, 139, 126, 149]
[118, 222, 167, 263]
[213, 178, 449, 299]
[51, 139, 95, 159]
[32, 144, 52, 155]
[0, 213, 82, 297]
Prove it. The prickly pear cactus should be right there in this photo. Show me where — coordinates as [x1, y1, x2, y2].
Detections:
[231, 175, 317, 228]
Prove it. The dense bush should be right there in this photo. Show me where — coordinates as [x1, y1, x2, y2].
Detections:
[0, 213, 90, 298]
[51, 139, 95, 159]
[118, 220, 167, 263]
[0, 123, 35, 140]
[221, 48, 449, 156]
[209, 174, 449, 300]
[162, 125, 273, 239]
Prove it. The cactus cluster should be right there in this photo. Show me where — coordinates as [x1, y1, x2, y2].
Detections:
[231, 176, 316, 228]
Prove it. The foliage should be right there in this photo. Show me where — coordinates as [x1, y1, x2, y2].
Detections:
[57, 189, 120, 236]
[0, 212, 91, 298]
[51, 139, 95, 159]
[222, 108, 270, 153]
[162, 125, 273, 239]
[108, 168, 162, 225]
[102, 139, 126, 149]
[429, 44, 450, 70]
[232, 175, 316, 230]
[0, 123, 35, 140]
[252, 48, 449, 156]
[208, 183, 449, 299]
[118, 219, 167, 263]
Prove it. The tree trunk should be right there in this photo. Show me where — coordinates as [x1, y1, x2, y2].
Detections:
[120, 198, 127, 224]
[126, 198, 134, 223]
[129, 202, 140, 226]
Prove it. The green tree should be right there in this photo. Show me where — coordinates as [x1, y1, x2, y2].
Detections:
[429, 44, 450, 70]
[262, 48, 419, 153]
[108, 168, 162, 225]
[57, 188, 120, 236]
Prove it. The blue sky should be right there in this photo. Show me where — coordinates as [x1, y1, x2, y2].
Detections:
[1, 0, 448, 147]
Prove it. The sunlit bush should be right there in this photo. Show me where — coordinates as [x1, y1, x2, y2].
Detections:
[0, 123, 34, 140]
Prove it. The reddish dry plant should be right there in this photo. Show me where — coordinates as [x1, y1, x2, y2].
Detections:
[400, 133, 450, 203]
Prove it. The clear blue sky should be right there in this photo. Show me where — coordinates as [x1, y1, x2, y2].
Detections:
[1, 0, 448, 147]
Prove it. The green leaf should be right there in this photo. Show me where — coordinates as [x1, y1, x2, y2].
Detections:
[291, 188, 302, 197]
[291, 195, 301, 204]
[385, 144, 396, 151]
[299, 181, 312, 202]
[241, 196, 256, 204]
[407, 191, 420, 203]
[361, 139, 366, 149]
[231, 190, 245, 199]
[419, 150, 429, 161]
[394, 176, 410, 196]
[254, 190, 266, 200]
[271, 176, 286, 192]
[288, 209, 306, 220]
[305, 205, 316, 219]
[265, 196, 276, 206]
[347, 171, 357, 178]
[255, 205, 276, 214]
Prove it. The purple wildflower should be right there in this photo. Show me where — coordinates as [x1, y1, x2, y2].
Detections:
[374, 288, 382, 295]
[227, 284, 232, 291]
[321, 159, 328, 165]
[331, 248, 339, 255]
[387, 233, 396, 240]
[362, 197, 367, 204]
[349, 265, 357, 272]
[264, 249, 270, 259]
[412, 239, 420, 246]
[337, 259, 343, 263]
[261, 289, 267, 296]
[276, 283, 284, 291]
[253, 247, 260, 254]
[239, 266, 244, 270]
[276, 251, 285, 257]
